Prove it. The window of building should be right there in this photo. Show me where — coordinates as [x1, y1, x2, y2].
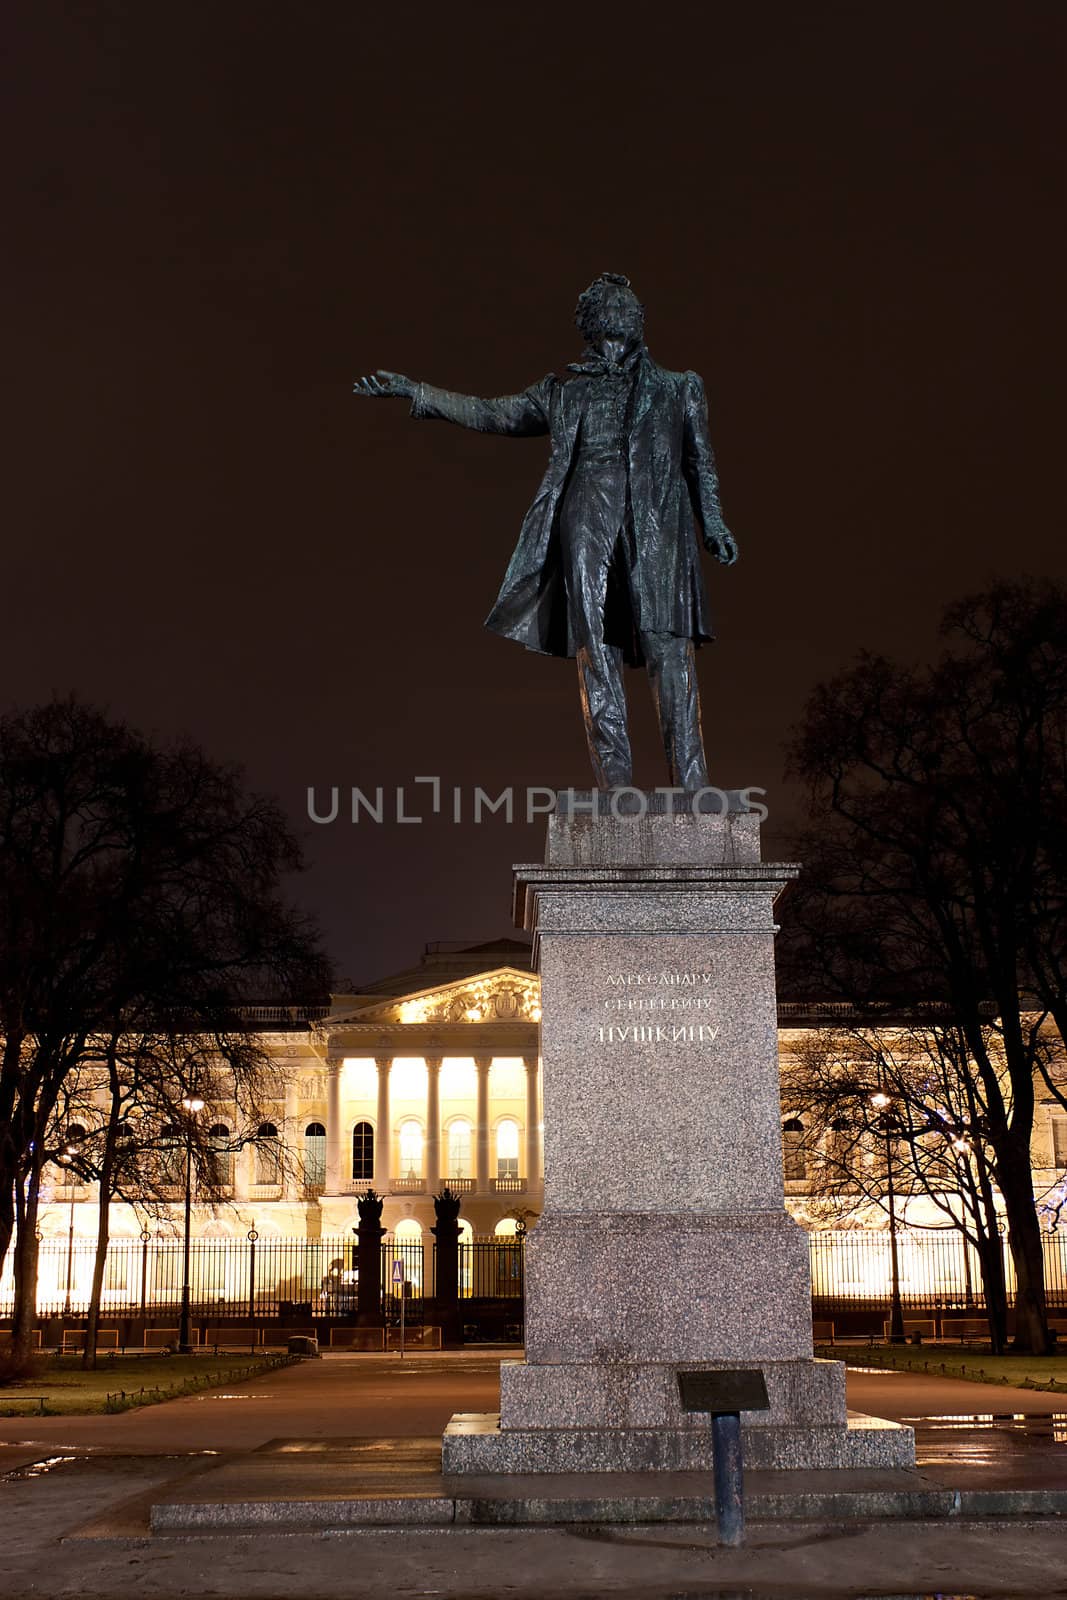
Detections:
[827, 1119, 850, 1167]
[352, 1121, 374, 1181]
[447, 1119, 471, 1178]
[1052, 1115, 1067, 1168]
[496, 1119, 519, 1179]
[157, 1125, 185, 1188]
[104, 1248, 128, 1292]
[254, 1122, 281, 1186]
[152, 1248, 180, 1292]
[305, 1122, 326, 1189]
[399, 1119, 423, 1179]
[782, 1118, 806, 1182]
[208, 1123, 233, 1188]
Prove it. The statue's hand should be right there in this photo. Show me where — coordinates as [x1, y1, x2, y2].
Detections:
[705, 526, 739, 566]
[352, 369, 416, 399]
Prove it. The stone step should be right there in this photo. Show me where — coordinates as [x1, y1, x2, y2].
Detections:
[143, 1438, 1067, 1533]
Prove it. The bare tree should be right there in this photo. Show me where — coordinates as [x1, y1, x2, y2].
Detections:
[783, 577, 1067, 1352]
[781, 1021, 1035, 1351]
[0, 698, 331, 1370]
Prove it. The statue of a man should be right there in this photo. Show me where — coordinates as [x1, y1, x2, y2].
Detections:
[354, 273, 737, 791]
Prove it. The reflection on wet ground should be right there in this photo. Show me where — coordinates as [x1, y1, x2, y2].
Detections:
[910, 1411, 1067, 1488]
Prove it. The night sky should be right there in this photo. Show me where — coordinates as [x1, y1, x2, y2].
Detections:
[7, 3, 1065, 986]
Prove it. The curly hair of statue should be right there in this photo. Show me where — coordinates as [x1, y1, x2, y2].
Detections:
[574, 272, 646, 344]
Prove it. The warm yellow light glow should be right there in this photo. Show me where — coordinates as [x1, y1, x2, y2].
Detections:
[397, 997, 434, 1023]
[489, 1058, 524, 1099]
[440, 1058, 475, 1099]
[953, 1138, 971, 1155]
[343, 1058, 378, 1102]
[870, 1092, 890, 1110]
[182, 1096, 205, 1113]
[390, 1058, 428, 1102]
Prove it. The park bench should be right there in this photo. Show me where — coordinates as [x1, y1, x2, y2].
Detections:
[61, 1328, 119, 1352]
[143, 1327, 199, 1348]
[882, 1317, 937, 1340]
[939, 1317, 991, 1342]
[386, 1324, 441, 1349]
[0, 1329, 41, 1350]
[203, 1325, 261, 1350]
[329, 1327, 385, 1349]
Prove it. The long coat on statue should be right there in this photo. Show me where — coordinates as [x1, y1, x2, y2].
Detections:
[411, 349, 730, 667]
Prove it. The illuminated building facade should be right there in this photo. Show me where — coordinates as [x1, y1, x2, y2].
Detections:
[17, 939, 1067, 1317]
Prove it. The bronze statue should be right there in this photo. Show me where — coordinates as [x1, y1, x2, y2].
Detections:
[354, 273, 737, 790]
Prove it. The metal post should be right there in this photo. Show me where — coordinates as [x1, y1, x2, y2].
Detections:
[178, 1131, 194, 1353]
[140, 1228, 150, 1321]
[399, 1276, 405, 1359]
[710, 1412, 744, 1546]
[63, 1193, 75, 1317]
[247, 1228, 258, 1322]
[885, 1124, 905, 1342]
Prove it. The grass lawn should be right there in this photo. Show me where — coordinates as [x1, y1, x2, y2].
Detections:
[816, 1342, 1067, 1390]
[0, 1352, 293, 1415]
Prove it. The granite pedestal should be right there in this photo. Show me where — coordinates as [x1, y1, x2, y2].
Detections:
[443, 792, 914, 1474]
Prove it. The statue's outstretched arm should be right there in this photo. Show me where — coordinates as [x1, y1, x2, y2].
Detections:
[681, 371, 738, 565]
[354, 369, 552, 438]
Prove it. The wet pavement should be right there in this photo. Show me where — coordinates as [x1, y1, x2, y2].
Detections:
[0, 1355, 1065, 1597]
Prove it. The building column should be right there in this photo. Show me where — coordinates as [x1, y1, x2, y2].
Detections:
[475, 1055, 492, 1193]
[375, 1056, 392, 1191]
[325, 1061, 342, 1194]
[283, 1079, 300, 1202]
[524, 1053, 540, 1191]
[425, 1056, 443, 1194]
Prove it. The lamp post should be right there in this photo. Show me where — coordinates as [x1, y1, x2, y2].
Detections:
[871, 1090, 906, 1343]
[951, 1135, 975, 1307]
[57, 1140, 83, 1318]
[178, 1096, 204, 1354]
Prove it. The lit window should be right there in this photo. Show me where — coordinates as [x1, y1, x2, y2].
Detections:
[1052, 1115, 1067, 1167]
[782, 1118, 806, 1182]
[447, 1119, 472, 1178]
[352, 1121, 374, 1181]
[305, 1122, 326, 1189]
[496, 1119, 519, 1179]
[399, 1120, 423, 1179]
[208, 1123, 233, 1187]
[104, 1248, 128, 1292]
[254, 1122, 281, 1185]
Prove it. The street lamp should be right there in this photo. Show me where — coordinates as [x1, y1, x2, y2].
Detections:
[870, 1089, 906, 1343]
[59, 1144, 79, 1318]
[177, 1095, 205, 1354]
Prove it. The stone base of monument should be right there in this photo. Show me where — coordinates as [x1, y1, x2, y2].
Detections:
[443, 793, 917, 1480]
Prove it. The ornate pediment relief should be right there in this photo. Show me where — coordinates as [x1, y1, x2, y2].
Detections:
[338, 967, 541, 1026]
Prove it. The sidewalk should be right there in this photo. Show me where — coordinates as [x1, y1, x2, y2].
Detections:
[1, 1354, 1065, 1599]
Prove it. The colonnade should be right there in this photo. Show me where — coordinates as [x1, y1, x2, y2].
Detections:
[322, 1054, 541, 1197]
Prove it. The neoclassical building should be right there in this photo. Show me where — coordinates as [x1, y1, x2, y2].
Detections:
[31, 937, 1067, 1262]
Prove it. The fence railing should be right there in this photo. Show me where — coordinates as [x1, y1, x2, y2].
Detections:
[4, 1228, 1065, 1320]
[809, 1228, 1067, 1311]
[1, 1235, 525, 1319]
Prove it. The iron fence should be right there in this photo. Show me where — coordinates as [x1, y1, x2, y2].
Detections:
[4, 1228, 1065, 1321]
[809, 1228, 1067, 1311]
[1, 1235, 525, 1319]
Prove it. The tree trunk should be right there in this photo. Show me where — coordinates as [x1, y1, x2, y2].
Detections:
[83, 1071, 121, 1369]
[975, 1234, 1009, 1354]
[997, 1151, 1052, 1354]
[10, 1164, 43, 1370]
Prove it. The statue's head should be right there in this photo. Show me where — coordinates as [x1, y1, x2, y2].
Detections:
[575, 272, 645, 349]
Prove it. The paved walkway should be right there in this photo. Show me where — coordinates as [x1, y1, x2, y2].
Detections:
[1, 1354, 1065, 1599]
